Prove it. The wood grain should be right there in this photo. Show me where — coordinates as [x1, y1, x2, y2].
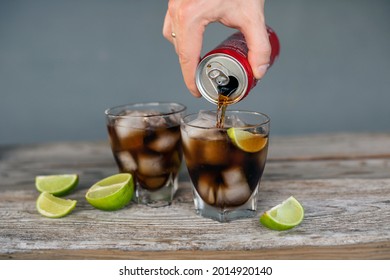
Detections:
[1, 133, 390, 259]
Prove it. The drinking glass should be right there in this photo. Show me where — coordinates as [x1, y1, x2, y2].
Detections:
[105, 102, 186, 207]
[180, 110, 270, 222]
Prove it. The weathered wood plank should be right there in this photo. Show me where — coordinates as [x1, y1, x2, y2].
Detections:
[2, 241, 389, 260]
[1, 133, 390, 165]
[0, 142, 117, 190]
[1, 133, 389, 259]
[1, 134, 390, 192]
[268, 133, 390, 160]
[265, 158, 390, 181]
[0, 179, 389, 259]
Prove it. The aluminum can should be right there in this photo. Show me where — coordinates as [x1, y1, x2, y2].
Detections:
[195, 26, 280, 105]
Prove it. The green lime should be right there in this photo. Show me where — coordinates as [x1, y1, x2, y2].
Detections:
[260, 196, 304, 231]
[227, 128, 268, 153]
[85, 173, 134, 211]
[35, 174, 79, 196]
[36, 192, 77, 218]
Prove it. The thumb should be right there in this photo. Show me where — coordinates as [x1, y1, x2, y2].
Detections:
[242, 25, 271, 80]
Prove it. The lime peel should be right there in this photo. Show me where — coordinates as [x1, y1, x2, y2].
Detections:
[227, 128, 267, 153]
[86, 184, 123, 198]
[36, 192, 77, 218]
[35, 174, 79, 196]
[85, 173, 134, 211]
[260, 196, 304, 231]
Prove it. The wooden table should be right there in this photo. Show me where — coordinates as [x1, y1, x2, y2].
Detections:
[1, 133, 389, 259]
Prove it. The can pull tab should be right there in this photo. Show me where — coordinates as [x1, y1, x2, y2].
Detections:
[206, 63, 239, 97]
[217, 76, 238, 97]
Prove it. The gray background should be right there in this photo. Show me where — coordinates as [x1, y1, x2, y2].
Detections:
[1, 0, 389, 145]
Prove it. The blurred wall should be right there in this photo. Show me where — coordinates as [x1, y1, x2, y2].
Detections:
[1, 0, 389, 145]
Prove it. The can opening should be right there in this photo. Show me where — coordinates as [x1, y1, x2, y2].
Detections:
[217, 75, 239, 97]
[196, 54, 248, 105]
[206, 64, 239, 97]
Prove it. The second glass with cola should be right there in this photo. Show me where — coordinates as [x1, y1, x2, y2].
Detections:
[180, 110, 270, 222]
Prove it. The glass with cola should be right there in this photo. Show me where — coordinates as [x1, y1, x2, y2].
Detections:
[105, 102, 186, 207]
[180, 110, 270, 222]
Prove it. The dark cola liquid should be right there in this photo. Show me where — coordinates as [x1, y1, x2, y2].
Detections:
[216, 95, 229, 128]
[182, 131, 268, 208]
[216, 76, 239, 128]
[107, 120, 182, 191]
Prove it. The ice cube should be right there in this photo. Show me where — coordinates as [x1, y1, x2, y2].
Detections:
[137, 152, 166, 176]
[181, 128, 228, 165]
[222, 166, 247, 184]
[115, 117, 145, 150]
[197, 110, 217, 123]
[145, 115, 167, 128]
[147, 130, 180, 152]
[168, 112, 182, 125]
[137, 174, 168, 190]
[199, 139, 229, 165]
[116, 110, 166, 132]
[116, 151, 137, 172]
[225, 114, 246, 127]
[116, 111, 147, 130]
[180, 125, 200, 153]
[182, 112, 227, 164]
[181, 126, 201, 149]
[197, 174, 217, 205]
[219, 183, 251, 207]
[115, 118, 143, 137]
[186, 122, 224, 140]
[187, 118, 214, 131]
[217, 167, 251, 207]
[187, 111, 217, 129]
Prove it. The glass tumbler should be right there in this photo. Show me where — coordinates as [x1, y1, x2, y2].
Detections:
[180, 110, 270, 222]
[105, 102, 186, 207]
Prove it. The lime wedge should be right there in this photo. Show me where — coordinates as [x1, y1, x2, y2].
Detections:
[227, 128, 267, 153]
[260, 196, 304, 230]
[85, 173, 134, 211]
[36, 192, 77, 218]
[35, 174, 78, 196]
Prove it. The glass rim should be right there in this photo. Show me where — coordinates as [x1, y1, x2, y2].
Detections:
[182, 110, 270, 129]
[104, 102, 186, 118]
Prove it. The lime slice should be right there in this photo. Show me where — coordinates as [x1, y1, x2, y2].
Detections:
[260, 196, 304, 231]
[227, 128, 267, 153]
[85, 173, 134, 211]
[36, 192, 77, 218]
[35, 174, 78, 196]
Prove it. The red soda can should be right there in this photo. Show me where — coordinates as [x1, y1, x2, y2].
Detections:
[195, 26, 280, 105]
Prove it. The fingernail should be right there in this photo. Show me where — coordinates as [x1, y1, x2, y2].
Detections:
[191, 90, 202, 98]
[255, 64, 270, 79]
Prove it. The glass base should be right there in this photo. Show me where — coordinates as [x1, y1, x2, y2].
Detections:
[192, 185, 259, 222]
[134, 175, 178, 207]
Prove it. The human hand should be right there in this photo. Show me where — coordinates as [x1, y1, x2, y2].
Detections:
[163, 0, 271, 97]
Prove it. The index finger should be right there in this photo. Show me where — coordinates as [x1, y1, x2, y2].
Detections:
[240, 23, 271, 80]
[173, 23, 205, 97]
